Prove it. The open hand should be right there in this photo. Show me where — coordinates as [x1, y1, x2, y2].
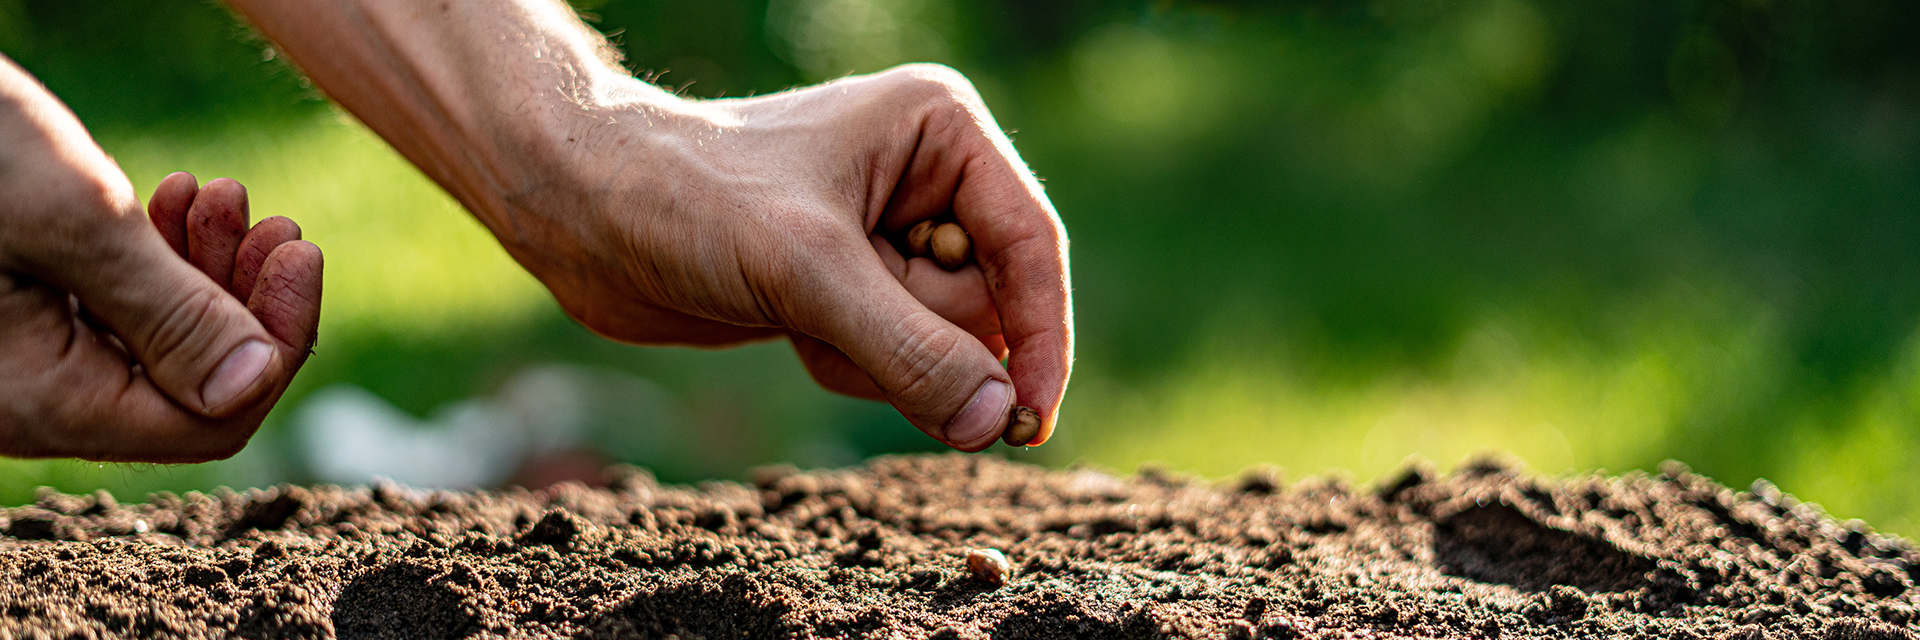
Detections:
[0, 56, 322, 462]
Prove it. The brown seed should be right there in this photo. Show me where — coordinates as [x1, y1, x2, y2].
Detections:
[1002, 406, 1041, 447]
[906, 220, 937, 257]
[930, 223, 971, 270]
[966, 548, 1010, 586]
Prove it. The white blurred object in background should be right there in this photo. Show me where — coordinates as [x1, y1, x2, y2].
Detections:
[296, 364, 684, 489]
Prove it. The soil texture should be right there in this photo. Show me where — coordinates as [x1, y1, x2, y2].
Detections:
[1, 454, 1916, 639]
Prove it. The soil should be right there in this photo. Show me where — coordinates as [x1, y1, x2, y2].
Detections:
[0, 454, 1915, 640]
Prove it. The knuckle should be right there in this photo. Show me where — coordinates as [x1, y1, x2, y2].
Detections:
[879, 312, 968, 411]
[878, 63, 982, 108]
[1002, 225, 1067, 265]
[141, 285, 227, 368]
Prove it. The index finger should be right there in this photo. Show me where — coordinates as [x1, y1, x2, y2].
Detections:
[945, 110, 1073, 446]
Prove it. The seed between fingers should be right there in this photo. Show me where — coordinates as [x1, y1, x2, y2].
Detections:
[1003, 406, 1041, 447]
[907, 220, 937, 257]
[931, 223, 970, 270]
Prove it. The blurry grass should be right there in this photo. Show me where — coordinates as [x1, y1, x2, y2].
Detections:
[1050, 285, 1920, 539]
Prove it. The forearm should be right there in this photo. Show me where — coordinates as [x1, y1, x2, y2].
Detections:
[220, 0, 679, 254]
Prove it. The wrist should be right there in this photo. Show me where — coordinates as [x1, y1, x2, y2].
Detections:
[485, 73, 724, 280]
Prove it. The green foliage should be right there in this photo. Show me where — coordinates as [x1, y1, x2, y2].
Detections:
[4, 0, 1920, 534]
[0, 0, 323, 131]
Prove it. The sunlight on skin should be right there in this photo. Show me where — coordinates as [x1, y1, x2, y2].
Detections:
[0, 116, 550, 505]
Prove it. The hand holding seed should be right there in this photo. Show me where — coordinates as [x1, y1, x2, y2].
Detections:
[930, 223, 971, 270]
[907, 220, 937, 257]
[901, 219, 974, 271]
[1002, 407, 1041, 447]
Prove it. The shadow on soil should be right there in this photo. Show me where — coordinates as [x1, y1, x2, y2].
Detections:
[1433, 503, 1654, 593]
[580, 573, 800, 640]
[988, 600, 1161, 640]
[332, 562, 480, 640]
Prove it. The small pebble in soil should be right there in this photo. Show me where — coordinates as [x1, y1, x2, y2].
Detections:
[1003, 407, 1042, 447]
[966, 548, 1010, 586]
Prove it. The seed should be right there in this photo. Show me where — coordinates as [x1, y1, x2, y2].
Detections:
[1002, 406, 1041, 447]
[931, 223, 971, 270]
[966, 548, 1010, 586]
[906, 220, 937, 257]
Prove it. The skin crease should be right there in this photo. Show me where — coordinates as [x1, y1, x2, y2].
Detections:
[0, 55, 324, 462]
[224, 0, 1074, 450]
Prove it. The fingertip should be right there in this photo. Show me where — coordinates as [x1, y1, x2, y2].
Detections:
[789, 242, 1012, 453]
[249, 240, 323, 356]
[186, 177, 250, 286]
[232, 216, 303, 301]
[148, 172, 198, 258]
[199, 339, 277, 417]
[253, 214, 300, 235]
[203, 177, 248, 199]
[1025, 412, 1057, 447]
[944, 377, 1012, 449]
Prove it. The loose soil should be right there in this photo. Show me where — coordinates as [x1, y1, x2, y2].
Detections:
[1, 454, 1915, 639]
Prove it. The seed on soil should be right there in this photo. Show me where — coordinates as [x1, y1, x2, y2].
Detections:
[966, 548, 1010, 586]
[907, 220, 937, 257]
[1003, 406, 1042, 447]
[931, 223, 971, 270]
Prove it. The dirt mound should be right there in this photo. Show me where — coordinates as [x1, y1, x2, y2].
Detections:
[0, 455, 1914, 639]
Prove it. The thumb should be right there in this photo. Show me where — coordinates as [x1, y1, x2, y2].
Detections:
[56, 222, 289, 417]
[792, 253, 1014, 451]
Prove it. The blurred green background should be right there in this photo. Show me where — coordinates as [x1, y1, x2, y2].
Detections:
[5, 0, 1920, 532]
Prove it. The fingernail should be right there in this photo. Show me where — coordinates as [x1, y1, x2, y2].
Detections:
[202, 340, 272, 410]
[947, 379, 1012, 445]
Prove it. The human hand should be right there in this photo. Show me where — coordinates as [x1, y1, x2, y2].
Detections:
[222, 0, 1069, 452]
[0, 57, 323, 462]
[506, 65, 1072, 451]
